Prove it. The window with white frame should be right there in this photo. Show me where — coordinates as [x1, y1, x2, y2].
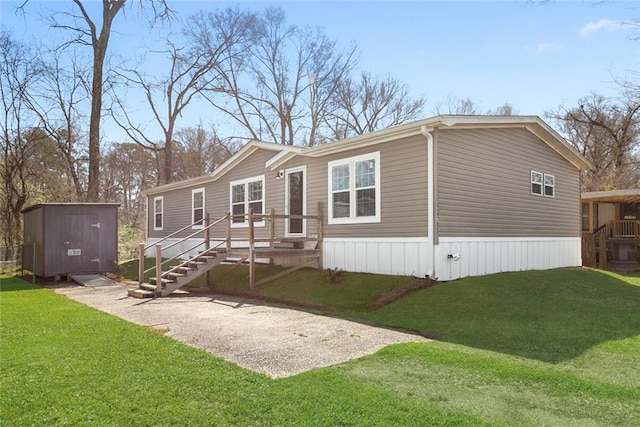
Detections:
[531, 170, 555, 198]
[531, 171, 543, 196]
[544, 174, 555, 197]
[153, 196, 163, 230]
[192, 188, 205, 228]
[230, 175, 265, 227]
[328, 152, 381, 224]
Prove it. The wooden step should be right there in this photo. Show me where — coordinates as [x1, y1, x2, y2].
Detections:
[149, 277, 175, 285]
[139, 283, 157, 291]
[165, 272, 186, 278]
[128, 288, 155, 299]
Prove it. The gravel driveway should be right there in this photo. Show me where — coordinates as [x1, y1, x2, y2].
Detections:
[54, 283, 423, 378]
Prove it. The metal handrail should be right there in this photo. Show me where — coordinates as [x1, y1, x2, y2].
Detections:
[143, 239, 225, 276]
[161, 215, 227, 252]
[144, 220, 202, 251]
[139, 213, 228, 284]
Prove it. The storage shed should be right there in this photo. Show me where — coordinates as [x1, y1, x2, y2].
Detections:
[22, 203, 120, 277]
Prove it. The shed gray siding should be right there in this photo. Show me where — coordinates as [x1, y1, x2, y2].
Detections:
[22, 204, 119, 276]
[436, 127, 581, 238]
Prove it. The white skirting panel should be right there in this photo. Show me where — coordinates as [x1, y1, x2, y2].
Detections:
[434, 237, 582, 281]
[323, 237, 432, 277]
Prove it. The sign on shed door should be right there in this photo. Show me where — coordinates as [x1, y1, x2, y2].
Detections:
[65, 213, 99, 273]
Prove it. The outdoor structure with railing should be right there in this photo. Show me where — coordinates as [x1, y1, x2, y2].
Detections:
[582, 190, 640, 270]
[132, 204, 323, 298]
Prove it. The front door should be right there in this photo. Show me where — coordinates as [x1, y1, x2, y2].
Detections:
[285, 167, 306, 236]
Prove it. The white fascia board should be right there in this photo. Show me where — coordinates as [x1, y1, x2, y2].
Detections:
[143, 140, 288, 196]
[582, 189, 640, 201]
[265, 146, 305, 170]
[305, 118, 440, 157]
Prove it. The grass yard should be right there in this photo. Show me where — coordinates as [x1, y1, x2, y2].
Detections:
[2, 267, 640, 425]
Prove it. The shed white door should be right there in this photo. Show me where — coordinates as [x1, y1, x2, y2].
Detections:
[65, 214, 99, 274]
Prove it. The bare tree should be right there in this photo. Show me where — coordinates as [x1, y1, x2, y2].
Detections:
[326, 72, 425, 140]
[198, 7, 357, 146]
[101, 142, 155, 226]
[434, 95, 516, 116]
[26, 50, 89, 199]
[39, 0, 172, 200]
[0, 31, 42, 245]
[547, 92, 640, 191]
[173, 125, 238, 180]
[434, 95, 482, 115]
[112, 7, 253, 184]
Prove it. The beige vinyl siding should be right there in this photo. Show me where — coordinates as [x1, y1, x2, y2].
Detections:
[282, 135, 429, 238]
[147, 149, 283, 239]
[436, 128, 580, 238]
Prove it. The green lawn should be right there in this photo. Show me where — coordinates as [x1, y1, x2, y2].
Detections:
[2, 268, 640, 426]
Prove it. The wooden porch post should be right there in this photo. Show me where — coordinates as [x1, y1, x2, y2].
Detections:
[588, 201, 594, 232]
[249, 209, 255, 289]
[155, 244, 162, 296]
[204, 213, 210, 250]
[138, 243, 145, 284]
[205, 213, 211, 288]
[226, 213, 231, 251]
[316, 202, 323, 270]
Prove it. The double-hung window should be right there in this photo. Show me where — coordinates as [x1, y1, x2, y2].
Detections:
[544, 174, 555, 197]
[192, 188, 205, 228]
[328, 152, 381, 224]
[153, 196, 163, 230]
[230, 175, 265, 227]
[531, 171, 543, 196]
[531, 170, 555, 198]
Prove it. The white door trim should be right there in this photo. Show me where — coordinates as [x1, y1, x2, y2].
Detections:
[285, 166, 307, 237]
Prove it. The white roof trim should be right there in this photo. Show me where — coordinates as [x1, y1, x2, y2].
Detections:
[582, 189, 640, 200]
[144, 115, 592, 196]
[143, 140, 289, 195]
[265, 146, 304, 170]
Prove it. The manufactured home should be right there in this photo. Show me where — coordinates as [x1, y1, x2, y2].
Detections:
[138, 115, 590, 295]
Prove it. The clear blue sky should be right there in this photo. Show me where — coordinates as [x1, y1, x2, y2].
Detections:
[2, 1, 639, 144]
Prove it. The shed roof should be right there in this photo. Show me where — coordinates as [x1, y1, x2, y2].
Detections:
[21, 203, 121, 214]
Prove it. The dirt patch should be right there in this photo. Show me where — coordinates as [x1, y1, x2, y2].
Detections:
[370, 277, 439, 309]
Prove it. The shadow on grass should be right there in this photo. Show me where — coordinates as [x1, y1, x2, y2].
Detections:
[0, 275, 41, 292]
[359, 268, 640, 363]
[118, 260, 640, 363]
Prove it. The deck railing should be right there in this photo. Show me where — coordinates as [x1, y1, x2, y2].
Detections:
[138, 213, 228, 285]
[139, 202, 324, 290]
[608, 220, 640, 238]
